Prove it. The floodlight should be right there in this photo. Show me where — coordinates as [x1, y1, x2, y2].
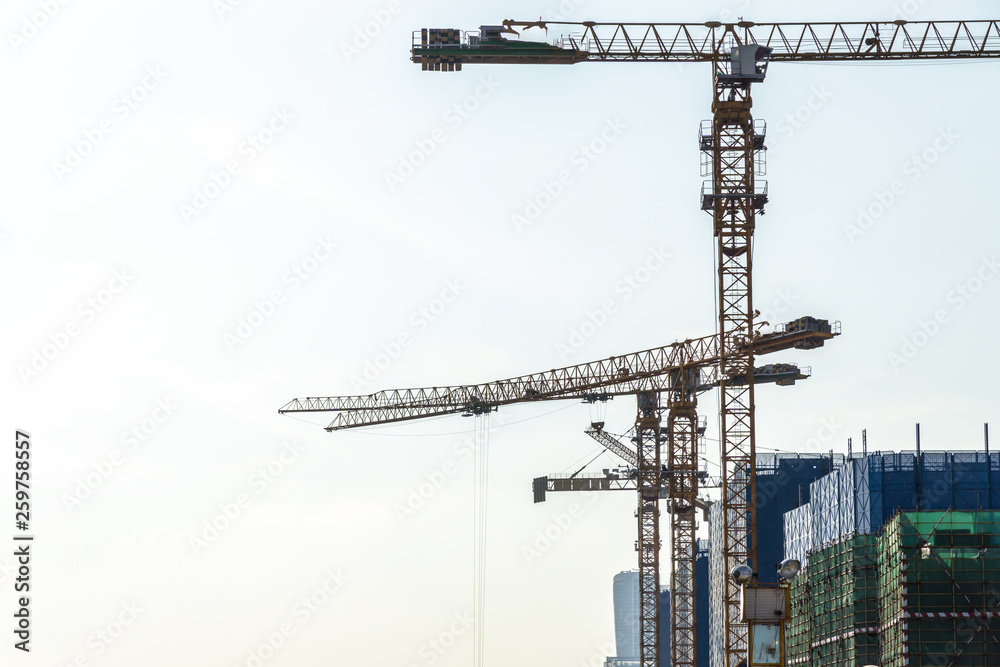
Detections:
[777, 558, 802, 581]
[730, 564, 753, 584]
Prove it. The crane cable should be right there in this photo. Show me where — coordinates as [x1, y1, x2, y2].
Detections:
[472, 413, 490, 667]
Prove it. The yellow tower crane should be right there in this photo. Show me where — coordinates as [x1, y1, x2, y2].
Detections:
[285, 19, 1000, 667]
[408, 19, 1000, 667]
[281, 321, 837, 665]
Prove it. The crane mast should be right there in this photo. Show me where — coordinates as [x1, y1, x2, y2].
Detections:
[635, 390, 664, 666]
[665, 367, 701, 667]
[708, 46, 769, 667]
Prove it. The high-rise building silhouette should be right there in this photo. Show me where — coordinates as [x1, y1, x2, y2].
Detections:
[607, 570, 673, 666]
[612, 570, 640, 660]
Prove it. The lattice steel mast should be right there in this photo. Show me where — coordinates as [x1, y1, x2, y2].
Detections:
[707, 44, 768, 667]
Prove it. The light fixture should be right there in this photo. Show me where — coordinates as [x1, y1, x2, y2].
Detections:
[777, 558, 801, 581]
[730, 564, 753, 584]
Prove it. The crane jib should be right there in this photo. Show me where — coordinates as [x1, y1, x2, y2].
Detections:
[411, 20, 1000, 70]
[278, 316, 839, 432]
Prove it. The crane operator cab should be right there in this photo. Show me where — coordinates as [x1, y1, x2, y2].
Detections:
[719, 44, 772, 83]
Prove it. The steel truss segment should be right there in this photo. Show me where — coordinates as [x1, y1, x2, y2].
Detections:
[280, 320, 832, 430]
[280, 334, 720, 413]
[496, 20, 1000, 60]
[668, 398, 700, 667]
[585, 427, 638, 466]
[710, 75, 758, 667]
[281, 339, 740, 430]
[544, 473, 639, 493]
[635, 392, 663, 667]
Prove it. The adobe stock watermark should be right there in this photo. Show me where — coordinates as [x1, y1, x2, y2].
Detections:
[232, 567, 350, 667]
[52, 65, 168, 182]
[393, 440, 471, 524]
[340, 0, 409, 62]
[61, 398, 178, 512]
[580, 641, 618, 667]
[384, 76, 501, 192]
[891, 0, 935, 20]
[349, 278, 467, 391]
[540, 0, 592, 20]
[0, 556, 15, 590]
[179, 107, 294, 223]
[225, 235, 339, 351]
[213, 0, 251, 20]
[843, 127, 959, 244]
[795, 416, 843, 455]
[8, 0, 73, 53]
[189, 440, 306, 556]
[511, 117, 627, 233]
[393, 412, 508, 524]
[521, 497, 597, 566]
[758, 287, 798, 328]
[58, 601, 143, 666]
[555, 246, 670, 360]
[718, 0, 753, 23]
[768, 85, 834, 155]
[756, 418, 843, 511]
[887, 255, 999, 371]
[17, 269, 134, 386]
[402, 610, 474, 667]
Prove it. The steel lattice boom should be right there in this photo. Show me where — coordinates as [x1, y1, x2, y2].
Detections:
[585, 425, 637, 467]
[279, 322, 833, 431]
[412, 20, 1000, 70]
[281, 333, 720, 430]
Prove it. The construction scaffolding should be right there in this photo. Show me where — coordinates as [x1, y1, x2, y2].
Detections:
[786, 510, 1000, 667]
[786, 533, 879, 667]
[878, 511, 1000, 667]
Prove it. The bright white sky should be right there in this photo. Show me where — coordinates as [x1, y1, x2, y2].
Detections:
[3, 0, 999, 665]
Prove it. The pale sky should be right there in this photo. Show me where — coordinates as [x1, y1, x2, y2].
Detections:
[3, 1, 999, 665]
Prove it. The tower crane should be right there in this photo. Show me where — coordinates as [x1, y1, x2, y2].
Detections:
[401, 19, 1000, 667]
[280, 319, 838, 665]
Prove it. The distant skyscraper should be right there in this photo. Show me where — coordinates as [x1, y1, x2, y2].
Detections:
[658, 587, 671, 666]
[612, 570, 640, 660]
[609, 570, 672, 667]
[695, 539, 710, 667]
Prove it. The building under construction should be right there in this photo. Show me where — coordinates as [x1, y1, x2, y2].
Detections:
[780, 447, 1000, 667]
[786, 510, 1000, 666]
[785, 449, 1000, 566]
[606, 446, 1000, 667]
